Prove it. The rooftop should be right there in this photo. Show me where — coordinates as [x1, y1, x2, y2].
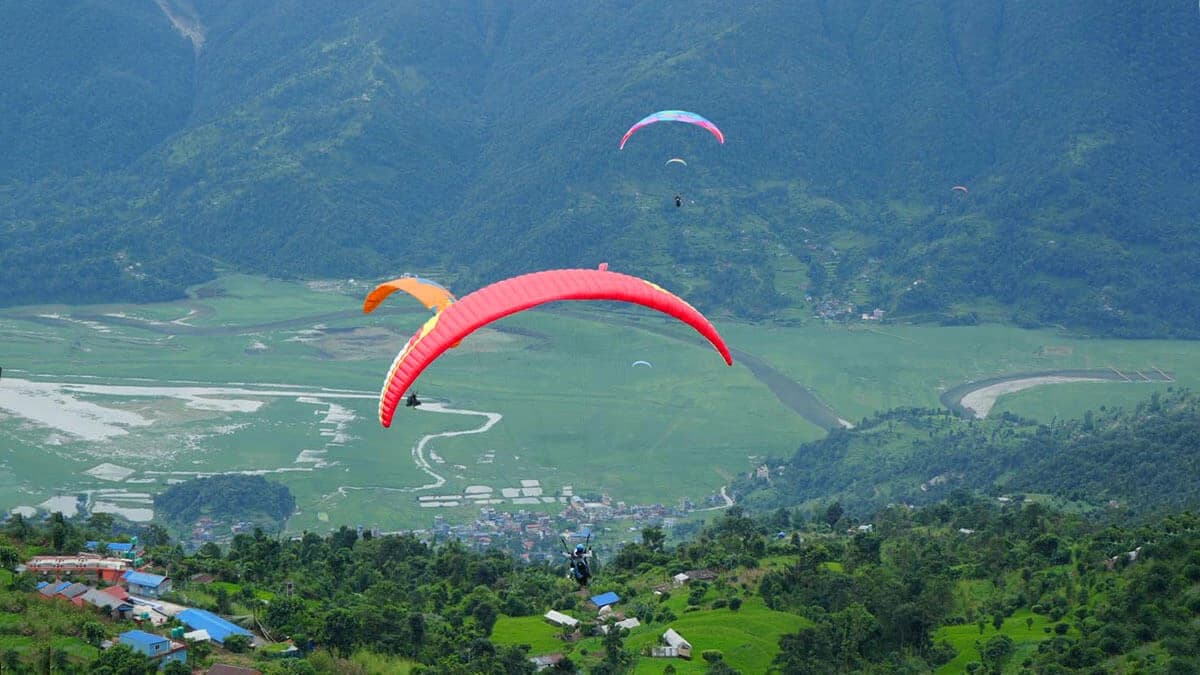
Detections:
[120, 630, 167, 650]
[123, 571, 168, 588]
[590, 591, 620, 608]
[177, 609, 253, 645]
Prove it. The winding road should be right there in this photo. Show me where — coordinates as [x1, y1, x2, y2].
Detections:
[335, 401, 502, 496]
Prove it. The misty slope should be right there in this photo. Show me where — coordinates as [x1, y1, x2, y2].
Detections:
[2, 1, 1198, 334]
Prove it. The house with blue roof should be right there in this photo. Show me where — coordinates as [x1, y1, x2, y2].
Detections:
[85, 538, 142, 559]
[177, 609, 254, 646]
[122, 570, 171, 598]
[119, 630, 187, 668]
[590, 591, 620, 608]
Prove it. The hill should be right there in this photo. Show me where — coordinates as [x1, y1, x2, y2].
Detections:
[2, 1, 1199, 336]
[737, 388, 1200, 519]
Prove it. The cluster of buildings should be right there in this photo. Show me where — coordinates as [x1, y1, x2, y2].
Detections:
[23, 543, 258, 671]
[421, 491, 701, 562]
[537, 590, 694, 670]
[187, 516, 259, 550]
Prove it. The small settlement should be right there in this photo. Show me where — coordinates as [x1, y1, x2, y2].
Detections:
[20, 539, 261, 671]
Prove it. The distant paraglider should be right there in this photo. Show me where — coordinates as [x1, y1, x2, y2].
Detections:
[665, 158, 687, 167]
[631, 360, 653, 368]
[952, 185, 969, 195]
[620, 110, 725, 150]
[375, 266, 733, 427]
[674, 194, 683, 208]
[363, 275, 456, 314]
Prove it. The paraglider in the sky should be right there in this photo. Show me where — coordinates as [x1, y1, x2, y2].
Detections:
[674, 194, 683, 208]
[375, 266, 733, 427]
[631, 360, 653, 368]
[952, 185, 969, 195]
[363, 275, 456, 315]
[665, 158, 688, 167]
[561, 535, 595, 587]
[619, 110, 725, 150]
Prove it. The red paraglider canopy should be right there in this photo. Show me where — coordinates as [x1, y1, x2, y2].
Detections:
[377, 267, 732, 427]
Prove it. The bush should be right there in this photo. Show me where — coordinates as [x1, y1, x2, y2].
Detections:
[1054, 623, 1069, 635]
[711, 599, 727, 609]
[224, 634, 251, 653]
[729, 597, 742, 612]
[702, 650, 724, 663]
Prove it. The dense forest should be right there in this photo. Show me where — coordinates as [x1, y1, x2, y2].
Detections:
[2, 1, 1199, 336]
[6, 491, 1200, 673]
[153, 475, 296, 533]
[737, 388, 1200, 519]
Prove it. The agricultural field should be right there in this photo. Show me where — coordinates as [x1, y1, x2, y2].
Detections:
[1, 274, 1196, 534]
[492, 594, 808, 674]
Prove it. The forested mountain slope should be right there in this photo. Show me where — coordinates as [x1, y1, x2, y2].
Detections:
[2, 1, 1198, 334]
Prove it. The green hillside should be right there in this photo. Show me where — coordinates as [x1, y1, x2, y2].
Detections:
[739, 388, 1200, 519]
[2, 1, 1199, 337]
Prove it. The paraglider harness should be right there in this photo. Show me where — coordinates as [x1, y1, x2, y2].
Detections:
[405, 392, 422, 408]
[561, 534, 593, 587]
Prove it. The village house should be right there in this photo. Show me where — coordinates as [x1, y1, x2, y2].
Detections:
[177, 609, 255, 646]
[543, 610, 579, 629]
[118, 630, 187, 669]
[122, 570, 172, 598]
[651, 628, 693, 659]
[58, 582, 91, 605]
[529, 654, 564, 672]
[23, 554, 131, 583]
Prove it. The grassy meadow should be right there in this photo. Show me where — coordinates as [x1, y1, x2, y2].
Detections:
[1, 273, 1196, 534]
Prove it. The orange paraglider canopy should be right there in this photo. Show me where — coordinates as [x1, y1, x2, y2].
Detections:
[375, 267, 732, 427]
[363, 276, 456, 314]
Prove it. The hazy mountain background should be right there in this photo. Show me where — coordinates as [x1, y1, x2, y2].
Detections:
[2, 0, 1198, 335]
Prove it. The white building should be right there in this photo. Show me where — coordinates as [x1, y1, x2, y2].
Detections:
[543, 610, 579, 629]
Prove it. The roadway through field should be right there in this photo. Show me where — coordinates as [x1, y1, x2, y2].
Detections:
[939, 368, 1175, 418]
[333, 401, 502, 495]
[568, 309, 853, 432]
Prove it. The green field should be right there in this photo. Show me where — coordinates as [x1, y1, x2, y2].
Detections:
[1, 273, 1196, 533]
[934, 608, 1066, 674]
[492, 595, 808, 674]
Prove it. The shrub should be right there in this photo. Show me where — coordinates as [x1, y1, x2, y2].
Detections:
[702, 650, 723, 663]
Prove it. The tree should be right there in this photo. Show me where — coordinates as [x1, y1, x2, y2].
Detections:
[87, 512, 115, 538]
[223, 634, 251, 654]
[824, 502, 844, 529]
[600, 623, 634, 672]
[186, 638, 211, 667]
[978, 634, 1014, 674]
[0, 547, 16, 576]
[90, 644, 152, 674]
[641, 527, 666, 553]
[82, 621, 107, 653]
[0, 649, 18, 674]
[4, 514, 30, 543]
[163, 660, 191, 675]
[322, 608, 359, 658]
[214, 586, 232, 614]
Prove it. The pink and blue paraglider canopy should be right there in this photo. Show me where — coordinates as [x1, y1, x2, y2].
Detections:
[619, 110, 725, 149]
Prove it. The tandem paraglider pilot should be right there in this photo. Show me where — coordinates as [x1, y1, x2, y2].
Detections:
[405, 392, 421, 408]
[567, 544, 592, 586]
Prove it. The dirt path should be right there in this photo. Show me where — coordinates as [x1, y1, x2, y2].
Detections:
[942, 368, 1174, 418]
[335, 401, 501, 495]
